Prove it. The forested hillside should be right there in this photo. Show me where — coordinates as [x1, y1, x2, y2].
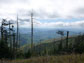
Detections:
[22, 34, 84, 57]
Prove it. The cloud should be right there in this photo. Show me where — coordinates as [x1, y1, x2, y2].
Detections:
[0, 0, 84, 19]
[72, 7, 84, 18]
[0, 0, 84, 29]
[76, 7, 84, 14]
[18, 19, 84, 29]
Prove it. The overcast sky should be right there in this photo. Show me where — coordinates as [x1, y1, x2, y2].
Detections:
[0, 0, 84, 28]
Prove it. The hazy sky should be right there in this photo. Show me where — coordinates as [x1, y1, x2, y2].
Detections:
[0, 0, 84, 28]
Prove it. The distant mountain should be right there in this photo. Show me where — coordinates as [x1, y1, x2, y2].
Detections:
[19, 28, 84, 34]
[19, 28, 83, 46]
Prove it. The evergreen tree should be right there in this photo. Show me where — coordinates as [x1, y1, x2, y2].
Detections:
[74, 35, 84, 54]
[0, 40, 10, 59]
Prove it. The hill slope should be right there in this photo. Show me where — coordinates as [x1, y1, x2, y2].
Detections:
[21, 36, 76, 53]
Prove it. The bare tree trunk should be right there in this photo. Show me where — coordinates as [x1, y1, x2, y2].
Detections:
[31, 12, 34, 55]
[66, 31, 69, 52]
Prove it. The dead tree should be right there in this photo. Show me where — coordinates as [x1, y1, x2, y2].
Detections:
[0, 19, 16, 59]
[31, 12, 34, 54]
[66, 31, 69, 52]
[16, 15, 19, 49]
[11, 25, 16, 59]
[57, 30, 64, 53]
[1, 19, 8, 41]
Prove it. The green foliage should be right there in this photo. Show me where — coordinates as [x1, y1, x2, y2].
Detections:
[24, 50, 32, 58]
[74, 35, 84, 54]
[58, 41, 63, 52]
[0, 40, 10, 59]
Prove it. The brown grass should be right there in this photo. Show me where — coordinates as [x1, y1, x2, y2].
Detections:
[9, 54, 84, 63]
[1, 54, 84, 63]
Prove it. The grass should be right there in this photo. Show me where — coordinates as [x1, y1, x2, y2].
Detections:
[10, 54, 84, 63]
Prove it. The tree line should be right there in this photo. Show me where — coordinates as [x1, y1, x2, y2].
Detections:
[0, 19, 22, 59]
[25, 30, 84, 58]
